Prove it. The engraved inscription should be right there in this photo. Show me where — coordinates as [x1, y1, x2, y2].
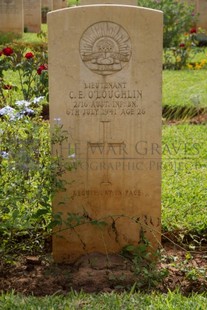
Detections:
[72, 189, 142, 198]
[87, 120, 125, 185]
[66, 81, 144, 117]
[80, 22, 131, 75]
[69, 160, 161, 172]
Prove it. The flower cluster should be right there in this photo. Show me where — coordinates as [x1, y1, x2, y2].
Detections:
[187, 59, 207, 70]
[0, 47, 14, 56]
[25, 52, 34, 59]
[190, 27, 197, 34]
[163, 27, 200, 70]
[0, 43, 48, 106]
[0, 97, 44, 120]
[37, 64, 48, 75]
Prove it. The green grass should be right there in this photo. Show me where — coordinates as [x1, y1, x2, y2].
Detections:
[0, 291, 207, 309]
[190, 47, 207, 63]
[18, 25, 48, 44]
[68, 0, 78, 6]
[162, 124, 207, 233]
[163, 69, 207, 108]
[0, 25, 48, 45]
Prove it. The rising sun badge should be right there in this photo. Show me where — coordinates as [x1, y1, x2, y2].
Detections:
[80, 21, 132, 76]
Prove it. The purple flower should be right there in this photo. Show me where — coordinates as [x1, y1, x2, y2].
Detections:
[0, 151, 9, 159]
[15, 100, 31, 107]
[0, 106, 16, 119]
[33, 96, 44, 104]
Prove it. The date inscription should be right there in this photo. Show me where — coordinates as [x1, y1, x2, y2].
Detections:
[66, 81, 145, 117]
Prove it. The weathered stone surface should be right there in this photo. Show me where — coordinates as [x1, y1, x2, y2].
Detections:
[0, 0, 23, 34]
[197, 0, 207, 30]
[42, 0, 53, 10]
[24, 0, 41, 33]
[48, 5, 163, 262]
[62, 0, 67, 7]
[53, 0, 63, 10]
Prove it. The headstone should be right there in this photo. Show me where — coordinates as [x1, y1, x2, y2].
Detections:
[24, 0, 41, 33]
[53, 0, 68, 10]
[42, 0, 53, 23]
[42, 0, 53, 10]
[197, 0, 207, 30]
[0, 0, 24, 34]
[53, 0, 63, 10]
[48, 4, 163, 263]
[62, 0, 67, 7]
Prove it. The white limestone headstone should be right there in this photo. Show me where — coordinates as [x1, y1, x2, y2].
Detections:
[0, 0, 24, 34]
[24, 0, 41, 33]
[48, 4, 163, 262]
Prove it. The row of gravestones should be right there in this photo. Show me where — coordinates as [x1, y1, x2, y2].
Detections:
[0, 0, 67, 35]
[1, 0, 207, 36]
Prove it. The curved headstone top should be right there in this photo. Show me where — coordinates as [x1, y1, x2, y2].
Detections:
[48, 4, 163, 263]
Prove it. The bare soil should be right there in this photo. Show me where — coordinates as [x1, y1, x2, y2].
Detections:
[0, 241, 207, 296]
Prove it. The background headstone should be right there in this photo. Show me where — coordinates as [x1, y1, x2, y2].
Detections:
[197, 0, 207, 30]
[42, 0, 53, 23]
[0, 0, 24, 34]
[24, 0, 41, 33]
[42, 0, 53, 10]
[53, 0, 63, 10]
[62, 0, 67, 7]
[53, 0, 68, 10]
[48, 5, 163, 262]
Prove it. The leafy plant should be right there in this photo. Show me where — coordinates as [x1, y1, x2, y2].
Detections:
[0, 32, 21, 45]
[0, 104, 75, 260]
[163, 33, 198, 70]
[138, 0, 197, 48]
[122, 232, 168, 290]
[138, 0, 199, 69]
[0, 42, 48, 106]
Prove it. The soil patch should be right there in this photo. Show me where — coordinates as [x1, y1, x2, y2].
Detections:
[0, 241, 207, 296]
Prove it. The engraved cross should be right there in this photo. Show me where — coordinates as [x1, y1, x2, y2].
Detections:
[87, 120, 126, 185]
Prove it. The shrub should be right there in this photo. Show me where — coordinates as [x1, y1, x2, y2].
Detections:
[0, 101, 72, 259]
[0, 104, 51, 258]
[138, 0, 197, 48]
[0, 41, 50, 259]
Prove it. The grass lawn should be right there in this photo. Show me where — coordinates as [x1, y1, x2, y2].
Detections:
[162, 124, 207, 233]
[1, 290, 207, 309]
[163, 70, 207, 108]
[19, 24, 48, 44]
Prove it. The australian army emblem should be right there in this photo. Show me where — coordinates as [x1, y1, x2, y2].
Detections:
[80, 21, 132, 76]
